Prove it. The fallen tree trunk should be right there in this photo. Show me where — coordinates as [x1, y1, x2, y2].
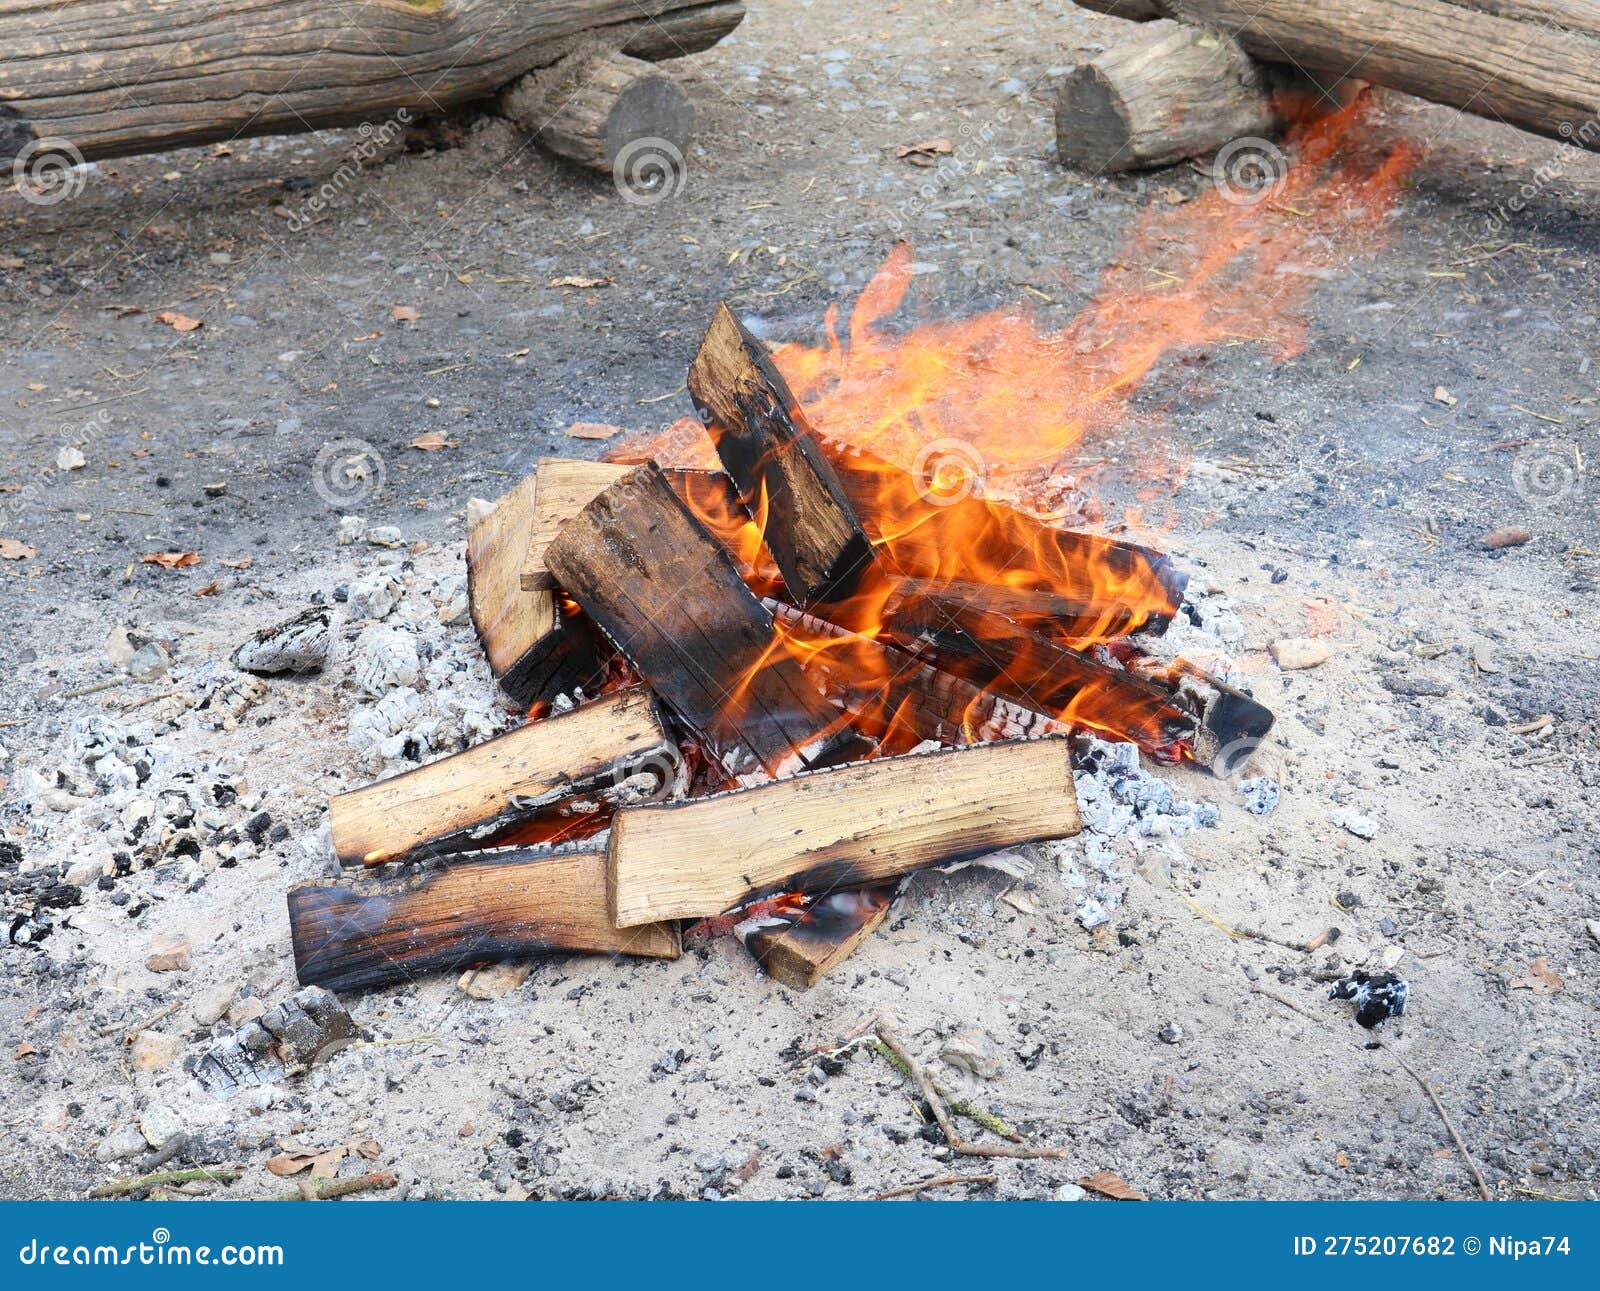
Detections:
[0, 0, 745, 165]
[1072, 0, 1600, 150]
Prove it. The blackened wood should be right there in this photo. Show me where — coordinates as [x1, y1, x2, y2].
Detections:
[289, 848, 680, 994]
[544, 463, 870, 781]
[328, 687, 675, 867]
[878, 576, 1147, 646]
[1121, 653, 1275, 771]
[607, 737, 1080, 925]
[689, 304, 876, 605]
[767, 599, 1069, 752]
[827, 444, 1187, 633]
[738, 887, 895, 990]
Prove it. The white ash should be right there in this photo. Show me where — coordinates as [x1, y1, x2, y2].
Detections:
[346, 567, 402, 621]
[354, 624, 421, 695]
[231, 606, 331, 676]
[1332, 807, 1379, 840]
[1239, 776, 1279, 816]
[336, 514, 367, 545]
[365, 525, 405, 549]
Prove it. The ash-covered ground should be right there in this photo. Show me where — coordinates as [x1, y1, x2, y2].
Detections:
[1, 1, 1596, 1201]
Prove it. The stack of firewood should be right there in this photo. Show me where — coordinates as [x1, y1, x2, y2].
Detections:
[287, 303, 1273, 994]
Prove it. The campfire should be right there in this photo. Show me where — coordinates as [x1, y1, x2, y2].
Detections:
[287, 271, 1281, 996]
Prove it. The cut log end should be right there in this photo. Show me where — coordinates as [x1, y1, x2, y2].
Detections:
[501, 52, 693, 174]
[1055, 20, 1277, 173]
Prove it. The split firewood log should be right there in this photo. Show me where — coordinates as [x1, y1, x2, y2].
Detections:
[736, 888, 897, 991]
[0, 0, 745, 167]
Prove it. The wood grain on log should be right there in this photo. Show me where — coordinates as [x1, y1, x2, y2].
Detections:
[544, 463, 871, 780]
[690, 304, 877, 605]
[607, 737, 1081, 925]
[1073, 0, 1600, 149]
[328, 687, 675, 866]
[0, 0, 745, 164]
[1056, 20, 1276, 172]
[520, 458, 631, 591]
[467, 470, 559, 706]
[290, 848, 681, 993]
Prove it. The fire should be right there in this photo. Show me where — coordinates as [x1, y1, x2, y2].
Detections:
[608, 93, 1415, 759]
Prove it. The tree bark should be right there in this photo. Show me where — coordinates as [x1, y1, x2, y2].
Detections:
[1072, 0, 1600, 149]
[0, 0, 744, 164]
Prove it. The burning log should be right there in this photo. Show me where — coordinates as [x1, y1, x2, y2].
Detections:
[767, 600, 1069, 751]
[468, 471, 562, 707]
[1072, 0, 1600, 151]
[520, 459, 631, 592]
[0, 0, 745, 166]
[1055, 20, 1278, 173]
[737, 888, 896, 991]
[1119, 652, 1275, 771]
[879, 577, 1148, 647]
[289, 847, 681, 994]
[497, 49, 692, 176]
[689, 305, 877, 605]
[607, 737, 1080, 926]
[544, 463, 871, 780]
[328, 687, 677, 867]
[828, 445, 1187, 635]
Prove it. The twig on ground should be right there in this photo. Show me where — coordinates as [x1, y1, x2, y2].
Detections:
[88, 1165, 242, 1198]
[875, 1173, 998, 1200]
[875, 1027, 1071, 1161]
[1389, 1051, 1492, 1200]
[1250, 984, 1322, 1020]
[276, 1171, 398, 1201]
[871, 1039, 1019, 1140]
[123, 1001, 181, 1045]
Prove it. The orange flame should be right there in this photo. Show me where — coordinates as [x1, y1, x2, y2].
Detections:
[610, 94, 1416, 757]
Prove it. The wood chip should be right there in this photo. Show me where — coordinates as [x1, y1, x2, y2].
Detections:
[548, 275, 611, 288]
[390, 304, 419, 322]
[0, 538, 36, 560]
[1479, 525, 1530, 549]
[1432, 386, 1456, 406]
[564, 422, 623, 440]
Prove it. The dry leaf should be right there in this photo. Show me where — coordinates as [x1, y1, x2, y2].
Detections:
[193, 579, 222, 597]
[1511, 957, 1563, 995]
[220, 557, 254, 570]
[14, 1043, 38, 1060]
[0, 538, 36, 560]
[897, 138, 953, 167]
[140, 551, 201, 569]
[409, 431, 458, 452]
[1432, 386, 1456, 406]
[266, 1145, 349, 1179]
[1335, 1150, 1351, 1168]
[1480, 525, 1531, 550]
[1078, 1170, 1145, 1200]
[548, 275, 612, 289]
[564, 422, 622, 441]
[353, 1138, 382, 1161]
[390, 304, 419, 322]
[153, 311, 202, 332]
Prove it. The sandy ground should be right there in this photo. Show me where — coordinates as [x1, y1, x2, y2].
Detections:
[2, 1, 1597, 1201]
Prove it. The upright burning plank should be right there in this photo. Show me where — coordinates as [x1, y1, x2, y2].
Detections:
[689, 304, 876, 605]
[607, 737, 1080, 926]
[544, 463, 870, 781]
